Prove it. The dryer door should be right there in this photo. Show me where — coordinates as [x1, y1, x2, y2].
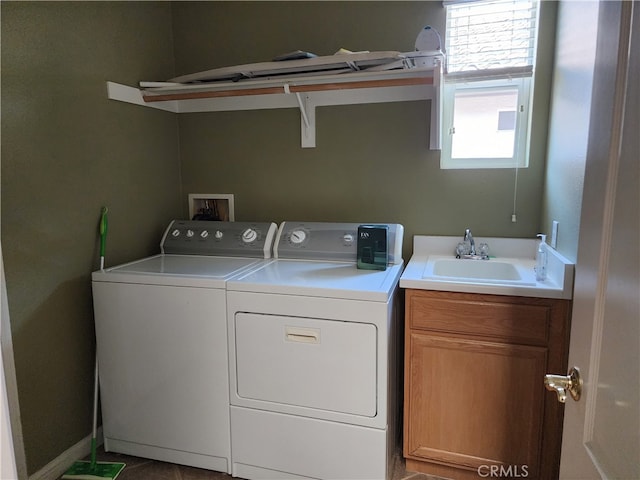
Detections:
[234, 313, 377, 417]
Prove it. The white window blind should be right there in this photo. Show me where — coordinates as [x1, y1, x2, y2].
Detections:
[445, 0, 539, 81]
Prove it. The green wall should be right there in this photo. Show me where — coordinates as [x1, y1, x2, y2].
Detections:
[541, 1, 598, 262]
[1, 0, 560, 475]
[173, 1, 555, 261]
[1, 1, 180, 473]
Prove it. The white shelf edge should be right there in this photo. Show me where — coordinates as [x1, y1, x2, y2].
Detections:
[107, 82, 178, 113]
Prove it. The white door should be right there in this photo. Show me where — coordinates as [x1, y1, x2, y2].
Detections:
[1, 245, 19, 480]
[1, 245, 27, 479]
[556, 1, 639, 478]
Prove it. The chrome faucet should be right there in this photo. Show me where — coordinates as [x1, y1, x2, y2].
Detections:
[464, 228, 476, 256]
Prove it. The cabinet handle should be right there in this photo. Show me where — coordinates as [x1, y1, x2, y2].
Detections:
[544, 366, 582, 403]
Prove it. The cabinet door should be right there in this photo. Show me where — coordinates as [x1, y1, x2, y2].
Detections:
[405, 332, 547, 478]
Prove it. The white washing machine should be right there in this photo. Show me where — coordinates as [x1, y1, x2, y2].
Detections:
[91, 220, 277, 472]
[226, 221, 404, 480]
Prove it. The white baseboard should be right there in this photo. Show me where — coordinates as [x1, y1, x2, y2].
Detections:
[29, 429, 102, 480]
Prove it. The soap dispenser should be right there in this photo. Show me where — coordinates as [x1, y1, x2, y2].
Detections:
[536, 234, 548, 281]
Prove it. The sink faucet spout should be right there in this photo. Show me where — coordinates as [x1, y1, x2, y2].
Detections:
[464, 228, 476, 255]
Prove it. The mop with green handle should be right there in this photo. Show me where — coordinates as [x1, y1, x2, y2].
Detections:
[62, 207, 126, 480]
[99, 206, 107, 270]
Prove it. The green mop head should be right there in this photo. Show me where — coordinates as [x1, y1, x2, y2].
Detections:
[62, 437, 124, 479]
[61, 459, 125, 480]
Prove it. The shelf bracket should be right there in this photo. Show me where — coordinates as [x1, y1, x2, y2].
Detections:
[294, 91, 310, 130]
[297, 93, 316, 148]
[284, 85, 316, 148]
[429, 62, 443, 150]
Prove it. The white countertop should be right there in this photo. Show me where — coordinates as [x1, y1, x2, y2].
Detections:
[399, 236, 574, 299]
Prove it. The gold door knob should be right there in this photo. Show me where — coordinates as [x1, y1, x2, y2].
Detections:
[544, 366, 582, 403]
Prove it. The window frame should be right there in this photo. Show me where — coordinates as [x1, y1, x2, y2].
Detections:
[441, 76, 533, 169]
[441, 0, 539, 170]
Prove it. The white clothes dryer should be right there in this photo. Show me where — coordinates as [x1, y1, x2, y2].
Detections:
[91, 220, 277, 472]
[226, 221, 404, 480]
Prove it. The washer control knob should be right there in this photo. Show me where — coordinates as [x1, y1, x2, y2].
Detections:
[200, 230, 209, 239]
[290, 229, 307, 245]
[215, 230, 224, 239]
[242, 228, 258, 244]
[186, 230, 195, 238]
[343, 233, 354, 245]
[171, 229, 181, 237]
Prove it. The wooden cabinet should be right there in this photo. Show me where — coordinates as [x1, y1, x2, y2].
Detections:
[403, 289, 571, 480]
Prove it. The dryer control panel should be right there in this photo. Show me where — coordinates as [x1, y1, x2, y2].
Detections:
[161, 220, 278, 258]
[275, 222, 403, 264]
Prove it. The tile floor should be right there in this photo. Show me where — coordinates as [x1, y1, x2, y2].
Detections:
[61, 447, 443, 480]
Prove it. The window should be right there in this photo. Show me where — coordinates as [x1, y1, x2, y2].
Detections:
[441, 0, 539, 169]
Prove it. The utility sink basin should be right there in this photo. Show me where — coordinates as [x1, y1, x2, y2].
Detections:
[431, 258, 523, 282]
[422, 256, 536, 286]
[400, 236, 575, 299]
